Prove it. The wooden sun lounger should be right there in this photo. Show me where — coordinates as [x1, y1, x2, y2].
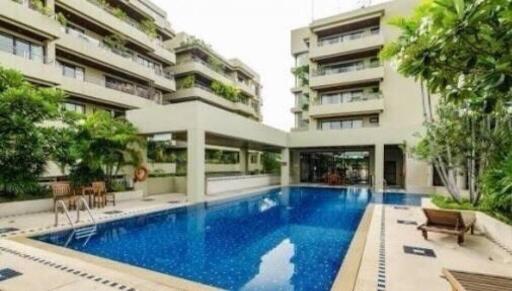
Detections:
[443, 269, 512, 291]
[418, 208, 476, 245]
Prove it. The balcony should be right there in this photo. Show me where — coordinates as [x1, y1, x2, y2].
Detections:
[56, 0, 175, 63]
[311, 30, 384, 60]
[169, 84, 259, 118]
[58, 75, 157, 109]
[309, 93, 384, 118]
[0, 0, 61, 39]
[173, 57, 258, 97]
[58, 28, 175, 91]
[0, 48, 61, 85]
[310, 63, 384, 89]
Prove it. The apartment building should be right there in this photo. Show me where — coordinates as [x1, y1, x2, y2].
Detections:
[167, 32, 262, 121]
[0, 0, 265, 179]
[288, 0, 433, 193]
[1, 0, 176, 116]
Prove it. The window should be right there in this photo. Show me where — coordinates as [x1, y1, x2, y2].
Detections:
[250, 154, 258, 164]
[105, 76, 135, 94]
[63, 102, 85, 114]
[369, 116, 379, 125]
[0, 33, 13, 55]
[58, 61, 85, 81]
[14, 39, 30, 59]
[0, 31, 44, 62]
[321, 118, 364, 130]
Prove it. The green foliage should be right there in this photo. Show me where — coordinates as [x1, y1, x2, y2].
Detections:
[385, 0, 512, 207]
[207, 56, 224, 73]
[103, 34, 130, 56]
[482, 153, 512, 215]
[111, 7, 127, 21]
[140, 19, 157, 39]
[293, 65, 309, 87]
[261, 152, 281, 175]
[29, 0, 52, 16]
[53, 111, 145, 190]
[177, 75, 195, 89]
[55, 12, 67, 26]
[205, 150, 239, 165]
[0, 67, 64, 197]
[211, 81, 240, 102]
[432, 194, 512, 225]
[381, 0, 512, 107]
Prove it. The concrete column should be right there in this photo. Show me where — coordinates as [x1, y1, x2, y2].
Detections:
[374, 143, 384, 192]
[281, 148, 290, 186]
[45, 40, 56, 64]
[45, 0, 55, 13]
[239, 147, 249, 175]
[187, 128, 205, 202]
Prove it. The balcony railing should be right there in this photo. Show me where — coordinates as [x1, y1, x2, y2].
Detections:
[183, 83, 258, 115]
[181, 56, 257, 92]
[64, 27, 172, 80]
[313, 61, 380, 76]
[318, 27, 380, 47]
[316, 92, 382, 105]
[59, 69, 161, 103]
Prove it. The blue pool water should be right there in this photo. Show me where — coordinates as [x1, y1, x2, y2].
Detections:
[35, 187, 421, 290]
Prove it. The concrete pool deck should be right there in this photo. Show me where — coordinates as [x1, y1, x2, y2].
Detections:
[0, 189, 511, 291]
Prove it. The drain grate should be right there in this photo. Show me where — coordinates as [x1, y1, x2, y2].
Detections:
[104, 210, 123, 215]
[397, 220, 417, 225]
[403, 246, 436, 258]
[141, 198, 154, 202]
[0, 227, 19, 234]
[168, 201, 180, 204]
[0, 268, 22, 282]
[393, 206, 409, 210]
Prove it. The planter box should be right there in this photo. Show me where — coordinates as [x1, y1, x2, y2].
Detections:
[147, 176, 187, 195]
[0, 190, 143, 218]
[475, 212, 512, 252]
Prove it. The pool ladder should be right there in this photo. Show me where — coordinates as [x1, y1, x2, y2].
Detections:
[55, 197, 97, 244]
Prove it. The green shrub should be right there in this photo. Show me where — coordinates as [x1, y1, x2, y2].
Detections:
[482, 154, 512, 215]
[140, 20, 157, 39]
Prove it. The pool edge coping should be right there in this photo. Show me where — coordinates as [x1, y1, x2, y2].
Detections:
[331, 204, 375, 291]
[10, 235, 221, 291]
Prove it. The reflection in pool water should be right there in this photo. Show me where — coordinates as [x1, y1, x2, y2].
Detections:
[35, 187, 420, 291]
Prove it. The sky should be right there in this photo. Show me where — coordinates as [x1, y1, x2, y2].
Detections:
[153, 0, 381, 131]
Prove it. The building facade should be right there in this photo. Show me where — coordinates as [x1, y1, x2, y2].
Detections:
[288, 0, 433, 193]
[0, 0, 264, 180]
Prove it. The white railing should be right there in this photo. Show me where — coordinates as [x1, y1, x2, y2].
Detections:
[318, 27, 380, 47]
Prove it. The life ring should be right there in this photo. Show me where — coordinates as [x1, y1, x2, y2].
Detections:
[134, 166, 149, 182]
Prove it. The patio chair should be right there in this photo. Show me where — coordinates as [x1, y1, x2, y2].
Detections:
[51, 182, 74, 211]
[418, 208, 476, 245]
[91, 181, 116, 207]
[443, 269, 512, 290]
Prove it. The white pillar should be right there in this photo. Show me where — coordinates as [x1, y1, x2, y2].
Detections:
[187, 128, 205, 202]
[239, 147, 249, 175]
[374, 143, 384, 192]
[281, 148, 290, 186]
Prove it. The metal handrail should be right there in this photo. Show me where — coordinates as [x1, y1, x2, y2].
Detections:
[54, 200, 75, 227]
[76, 196, 96, 225]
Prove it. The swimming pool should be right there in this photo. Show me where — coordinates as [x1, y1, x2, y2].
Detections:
[34, 187, 421, 290]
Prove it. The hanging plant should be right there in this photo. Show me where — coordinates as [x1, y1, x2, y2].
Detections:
[55, 12, 67, 26]
[140, 20, 157, 39]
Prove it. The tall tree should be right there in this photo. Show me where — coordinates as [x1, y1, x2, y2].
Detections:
[0, 67, 64, 197]
[381, 0, 512, 205]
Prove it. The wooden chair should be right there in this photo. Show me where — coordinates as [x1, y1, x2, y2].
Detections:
[443, 269, 512, 291]
[91, 181, 116, 207]
[418, 208, 476, 245]
[51, 182, 74, 211]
